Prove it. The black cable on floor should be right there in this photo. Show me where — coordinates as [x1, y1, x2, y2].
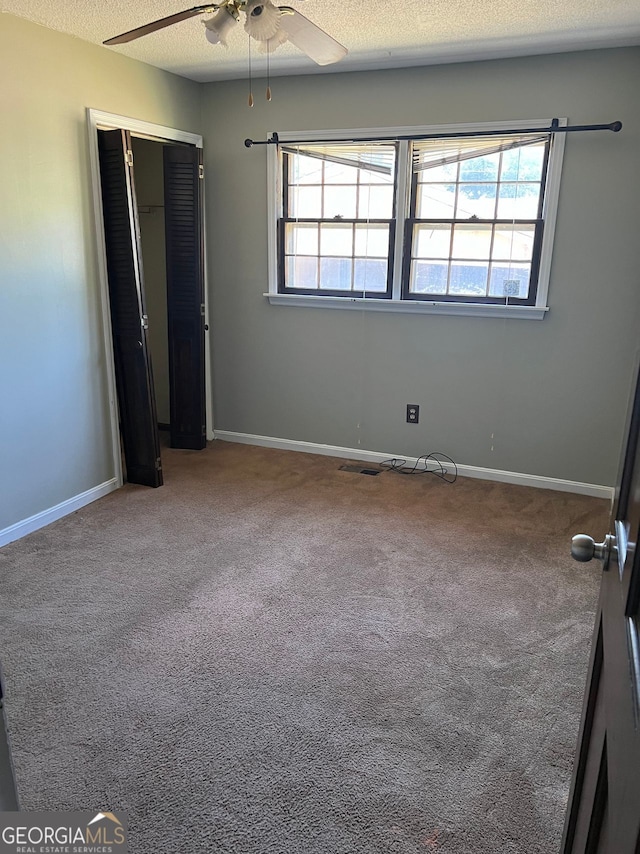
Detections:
[380, 452, 457, 484]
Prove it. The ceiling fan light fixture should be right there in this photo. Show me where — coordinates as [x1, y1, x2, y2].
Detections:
[204, 7, 238, 46]
[243, 0, 283, 41]
[259, 28, 289, 53]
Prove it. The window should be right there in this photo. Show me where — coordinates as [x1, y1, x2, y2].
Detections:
[268, 120, 566, 319]
[280, 143, 397, 297]
[406, 134, 549, 304]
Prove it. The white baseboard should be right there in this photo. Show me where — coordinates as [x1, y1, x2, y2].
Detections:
[214, 430, 614, 501]
[0, 437, 612, 551]
[0, 479, 119, 548]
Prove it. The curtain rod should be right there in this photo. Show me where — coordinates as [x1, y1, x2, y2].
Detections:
[244, 120, 622, 148]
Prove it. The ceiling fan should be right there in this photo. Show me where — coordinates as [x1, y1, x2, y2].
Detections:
[103, 0, 348, 67]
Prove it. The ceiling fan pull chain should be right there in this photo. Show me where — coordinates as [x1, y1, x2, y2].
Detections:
[266, 40, 272, 101]
[248, 31, 254, 107]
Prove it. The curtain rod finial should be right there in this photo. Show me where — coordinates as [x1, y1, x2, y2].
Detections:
[244, 138, 254, 148]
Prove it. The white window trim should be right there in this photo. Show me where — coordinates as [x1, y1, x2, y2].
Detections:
[265, 118, 566, 320]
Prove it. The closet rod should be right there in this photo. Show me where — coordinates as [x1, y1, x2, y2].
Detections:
[244, 120, 622, 148]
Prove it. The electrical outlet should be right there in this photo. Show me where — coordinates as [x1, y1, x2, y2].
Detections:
[406, 404, 419, 424]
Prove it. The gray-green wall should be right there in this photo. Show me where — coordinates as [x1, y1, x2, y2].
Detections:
[0, 15, 200, 532]
[201, 49, 640, 487]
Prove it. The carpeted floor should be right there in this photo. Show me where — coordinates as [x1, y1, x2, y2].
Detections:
[0, 441, 608, 853]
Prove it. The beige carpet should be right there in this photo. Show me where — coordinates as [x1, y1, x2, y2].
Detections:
[0, 441, 608, 853]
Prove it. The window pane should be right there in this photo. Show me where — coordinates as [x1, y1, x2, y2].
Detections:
[324, 186, 357, 218]
[410, 260, 448, 294]
[452, 225, 492, 259]
[449, 261, 489, 295]
[320, 224, 353, 255]
[320, 257, 352, 290]
[289, 154, 322, 184]
[493, 225, 535, 260]
[285, 223, 318, 255]
[456, 184, 497, 218]
[354, 224, 389, 257]
[286, 256, 318, 289]
[414, 224, 451, 259]
[354, 259, 388, 291]
[418, 162, 458, 181]
[417, 184, 456, 218]
[488, 264, 531, 298]
[367, 168, 395, 185]
[501, 145, 545, 181]
[289, 186, 322, 218]
[459, 153, 500, 182]
[324, 160, 359, 184]
[497, 183, 541, 219]
[358, 185, 394, 217]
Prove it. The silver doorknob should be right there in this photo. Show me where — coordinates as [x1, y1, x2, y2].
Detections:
[571, 533, 615, 564]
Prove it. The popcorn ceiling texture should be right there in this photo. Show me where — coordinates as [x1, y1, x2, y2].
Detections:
[0, 441, 607, 853]
[3, 0, 640, 80]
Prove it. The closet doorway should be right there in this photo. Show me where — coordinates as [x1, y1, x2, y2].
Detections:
[88, 110, 212, 489]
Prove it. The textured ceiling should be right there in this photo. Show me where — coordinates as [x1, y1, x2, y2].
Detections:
[4, 0, 640, 81]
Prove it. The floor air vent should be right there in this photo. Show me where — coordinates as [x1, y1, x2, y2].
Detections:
[339, 465, 381, 476]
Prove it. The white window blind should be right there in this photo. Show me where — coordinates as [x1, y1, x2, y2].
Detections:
[281, 143, 396, 177]
[412, 133, 548, 174]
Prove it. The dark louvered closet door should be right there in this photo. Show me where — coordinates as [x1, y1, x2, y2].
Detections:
[163, 145, 206, 450]
[98, 129, 163, 487]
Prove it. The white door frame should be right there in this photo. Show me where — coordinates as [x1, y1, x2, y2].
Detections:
[87, 108, 214, 488]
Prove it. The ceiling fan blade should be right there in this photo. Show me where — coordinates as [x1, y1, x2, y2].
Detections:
[104, 5, 216, 45]
[278, 8, 347, 65]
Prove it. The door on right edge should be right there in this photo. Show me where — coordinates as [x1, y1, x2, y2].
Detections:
[562, 361, 640, 852]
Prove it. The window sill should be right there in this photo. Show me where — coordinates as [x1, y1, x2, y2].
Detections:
[265, 293, 549, 320]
